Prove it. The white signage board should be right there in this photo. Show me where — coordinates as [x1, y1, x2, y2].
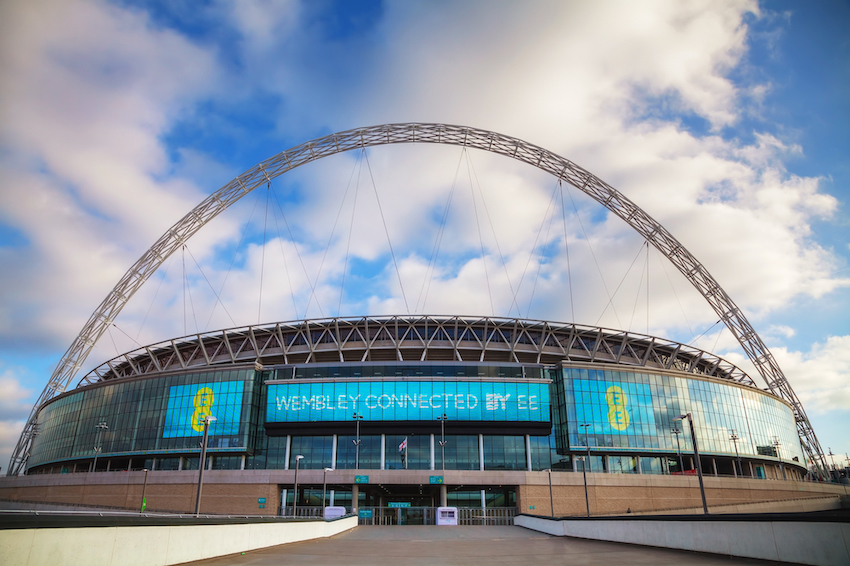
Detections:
[324, 506, 347, 520]
[436, 506, 459, 526]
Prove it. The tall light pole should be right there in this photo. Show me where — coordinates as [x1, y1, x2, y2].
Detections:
[672, 427, 684, 474]
[194, 415, 216, 516]
[322, 467, 333, 509]
[438, 413, 447, 471]
[352, 412, 363, 469]
[543, 468, 554, 517]
[292, 454, 304, 517]
[92, 422, 108, 472]
[578, 423, 591, 517]
[730, 430, 742, 477]
[773, 436, 786, 480]
[139, 468, 149, 513]
[675, 413, 708, 514]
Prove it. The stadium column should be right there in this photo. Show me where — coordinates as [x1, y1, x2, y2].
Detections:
[440, 484, 447, 507]
[331, 435, 337, 469]
[430, 435, 435, 470]
[478, 434, 485, 471]
[525, 435, 532, 471]
[284, 436, 291, 470]
[352, 484, 359, 513]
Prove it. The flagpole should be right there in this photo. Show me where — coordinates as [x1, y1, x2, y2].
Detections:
[405, 436, 408, 470]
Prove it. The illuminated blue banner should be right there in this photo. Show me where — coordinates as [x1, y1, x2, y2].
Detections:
[266, 381, 550, 423]
[573, 379, 656, 435]
[164, 381, 244, 438]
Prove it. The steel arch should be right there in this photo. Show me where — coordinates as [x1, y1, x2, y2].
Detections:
[7, 123, 827, 475]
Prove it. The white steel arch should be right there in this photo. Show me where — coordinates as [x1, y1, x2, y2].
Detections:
[7, 123, 827, 475]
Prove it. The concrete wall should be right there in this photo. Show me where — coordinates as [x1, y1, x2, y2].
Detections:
[0, 516, 357, 566]
[515, 514, 850, 566]
[515, 471, 849, 516]
[1, 469, 847, 516]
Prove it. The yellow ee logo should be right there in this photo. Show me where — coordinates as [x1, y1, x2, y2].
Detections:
[191, 387, 215, 433]
[605, 386, 630, 431]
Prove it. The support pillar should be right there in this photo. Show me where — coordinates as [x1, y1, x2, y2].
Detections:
[352, 484, 359, 512]
[440, 484, 447, 507]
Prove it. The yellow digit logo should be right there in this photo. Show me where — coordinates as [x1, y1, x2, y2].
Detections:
[605, 385, 630, 431]
[191, 387, 215, 433]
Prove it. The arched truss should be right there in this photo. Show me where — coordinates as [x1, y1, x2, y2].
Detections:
[7, 123, 827, 475]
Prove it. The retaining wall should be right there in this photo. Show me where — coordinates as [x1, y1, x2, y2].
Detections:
[0, 514, 357, 566]
[515, 512, 850, 566]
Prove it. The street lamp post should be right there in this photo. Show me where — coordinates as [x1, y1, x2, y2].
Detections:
[730, 430, 742, 477]
[671, 427, 684, 474]
[773, 437, 786, 480]
[139, 468, 149, 513]
[194, 415, 216, 516]
[292, 454, 304, 517]
[438, 414, 447, 471]
[675, 413, 708, 514]
[322, 467, 333, 510]
[578, 423, 591, 517]
[352, 413, 363, 470]
[544, 469, 554, 517]
[92, 422, 108, 472]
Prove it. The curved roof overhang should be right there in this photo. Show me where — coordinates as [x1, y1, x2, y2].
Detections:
[81, 316, 756, 387]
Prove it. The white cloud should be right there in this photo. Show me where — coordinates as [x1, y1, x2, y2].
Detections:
[0, 0, 219, 351]
[0, 367, 34, 472]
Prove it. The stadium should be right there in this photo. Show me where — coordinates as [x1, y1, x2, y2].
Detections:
[1, 124, 842, 521]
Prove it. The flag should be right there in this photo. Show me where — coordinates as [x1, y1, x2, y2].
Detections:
[398, 438, 407, 452]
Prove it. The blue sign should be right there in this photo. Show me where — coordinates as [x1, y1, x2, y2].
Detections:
[573, 379, 656, 435]
[355, 475, 369, 484]
[359, 509, 373, 518]
[163, 381, 244, 438]
[266, 380, 550, 423]
[430, 476, 444, 484]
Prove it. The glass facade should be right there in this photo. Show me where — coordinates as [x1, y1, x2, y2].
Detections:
[29, 369, 260, 469]
[27, 361, 804, 475]
[553, 367, 804, 463]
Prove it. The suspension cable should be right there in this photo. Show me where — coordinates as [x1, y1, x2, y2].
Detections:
[338, 150, 364, 315]
[594, 240, 646, 328]
[565, 183, 622, 327]
[266, 183, 301, 320]
[466, 150, 519, 316]
[521, 181, 560, 318]
[183, 245, 236, 327]
[363, 149, 409, 314]
[464, 149, 494, 315]
[257, 184, 271, 324]
[204, 182, 265, 329]
[655, 245, 695, 338]
[416, 149, 465, 313]
[559, 180, 576, 321]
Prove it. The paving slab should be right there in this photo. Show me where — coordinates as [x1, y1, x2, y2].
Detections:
[183, 525, 790, 565]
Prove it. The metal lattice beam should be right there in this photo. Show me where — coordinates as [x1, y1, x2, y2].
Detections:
[8, 123, 827, 475]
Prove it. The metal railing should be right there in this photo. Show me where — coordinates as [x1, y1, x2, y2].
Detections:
[355, 506, 516, 526]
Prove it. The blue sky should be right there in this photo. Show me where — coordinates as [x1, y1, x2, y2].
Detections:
[0, 0, 848, 473]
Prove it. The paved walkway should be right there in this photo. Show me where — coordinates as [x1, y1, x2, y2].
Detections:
[186, 525, 786, 565]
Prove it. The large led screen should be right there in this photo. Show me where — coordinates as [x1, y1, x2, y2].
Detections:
[573, 379, 656, 435]
[266, 381, 550, 423]
[164, 381, 244, 438]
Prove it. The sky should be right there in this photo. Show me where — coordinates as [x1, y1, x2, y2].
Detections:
[0, 0, 848, 474]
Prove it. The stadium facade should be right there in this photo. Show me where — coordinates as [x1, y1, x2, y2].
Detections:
[17, 316, 810, 516]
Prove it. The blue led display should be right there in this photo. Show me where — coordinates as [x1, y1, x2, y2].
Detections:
[266, 381, 550, 423]
[573, 379, 656, 435]
[163, 381, 244, 438]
